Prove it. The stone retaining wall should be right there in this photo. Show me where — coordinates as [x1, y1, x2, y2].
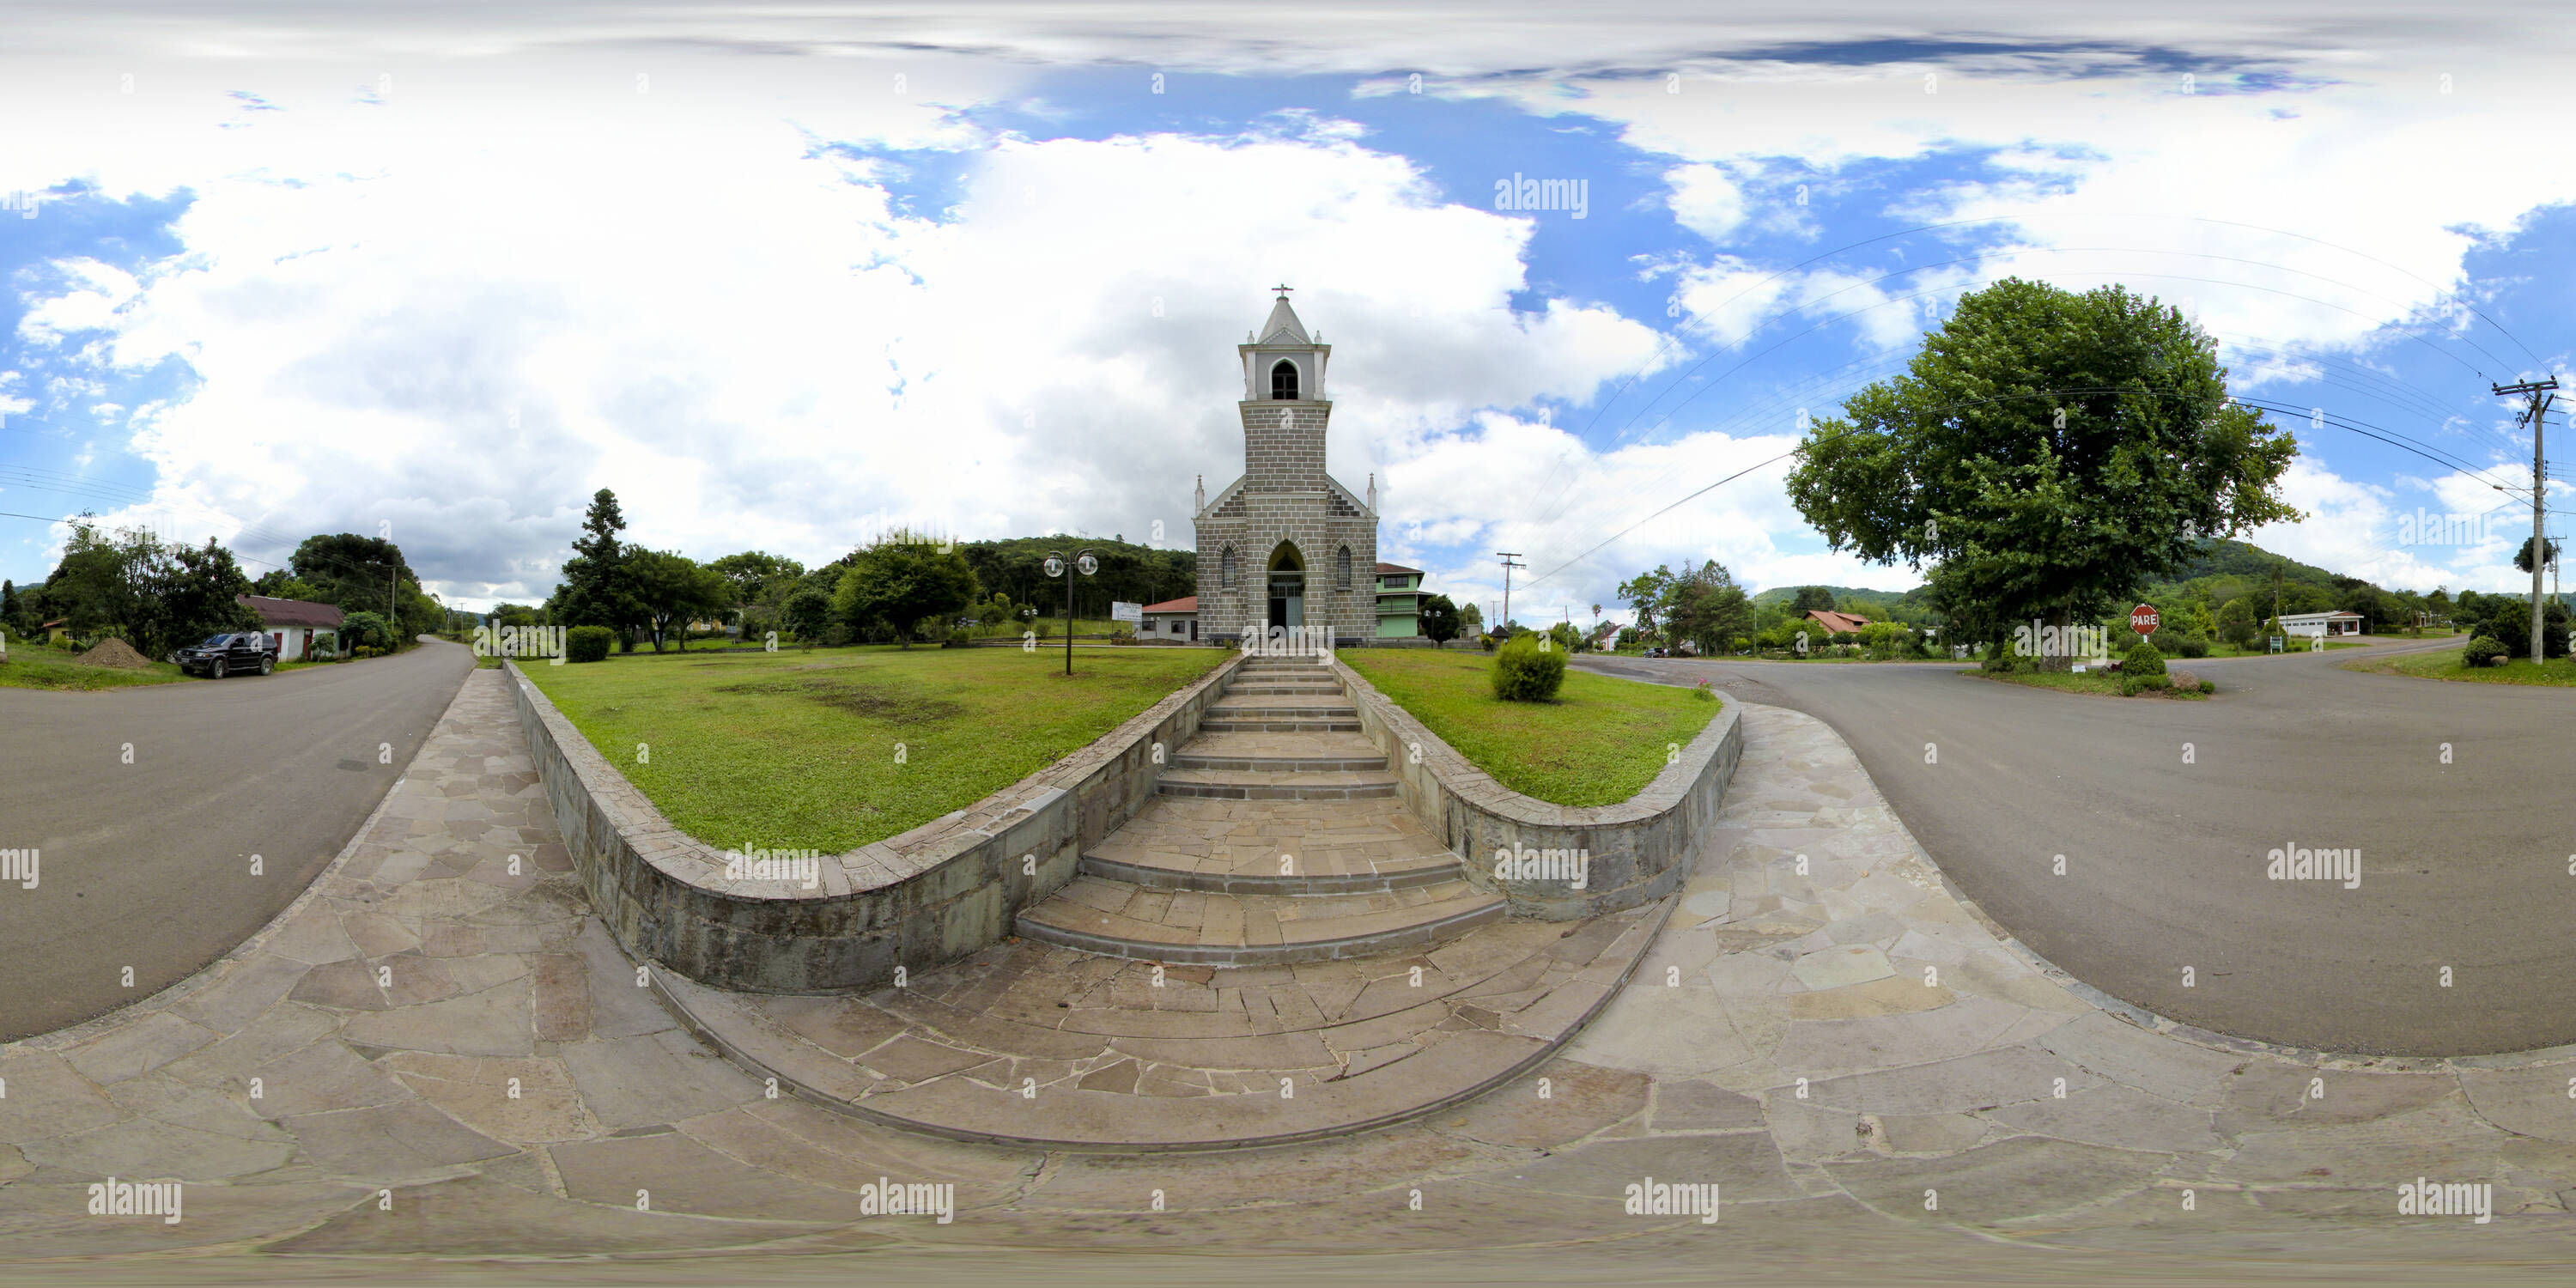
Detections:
[508, 652, 1245, 994]
[1333, 659, 1741, 919]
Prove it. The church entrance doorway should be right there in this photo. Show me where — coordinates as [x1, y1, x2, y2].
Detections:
[1267, 544, 1305, 632]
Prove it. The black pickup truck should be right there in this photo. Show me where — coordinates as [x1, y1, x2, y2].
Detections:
[176, 631, 277, 677]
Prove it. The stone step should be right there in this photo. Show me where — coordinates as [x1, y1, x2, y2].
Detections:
[1154, 768, 1397, 800]
[1207, 699, 1358, 717]
[1079, 795, 1461, 894]
[1223, 682, 1346, 696]
[1197, 715, 1363, 733]
[653, 902, 1668, 1151]
[1014, 877, 1505, 966]
[1170, 731, 1386, 772]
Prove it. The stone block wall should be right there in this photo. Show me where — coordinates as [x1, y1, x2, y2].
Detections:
[509, 653, 1244, 993]
[1334, 660, 1743, 919]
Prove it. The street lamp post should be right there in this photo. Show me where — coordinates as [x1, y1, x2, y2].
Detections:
[1043, 549, 1098, 676]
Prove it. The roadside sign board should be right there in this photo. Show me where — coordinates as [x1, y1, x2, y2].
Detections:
[2129, 604, 2160, 636]
[1110, 601, 1144, 624]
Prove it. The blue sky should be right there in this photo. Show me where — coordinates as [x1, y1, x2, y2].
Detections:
[4, 9, 2574, 622]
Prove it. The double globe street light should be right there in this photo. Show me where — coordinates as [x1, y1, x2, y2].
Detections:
[1042, 549, 1097, 676]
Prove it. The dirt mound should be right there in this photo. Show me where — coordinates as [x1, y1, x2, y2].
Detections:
[70, 637, 155, 669]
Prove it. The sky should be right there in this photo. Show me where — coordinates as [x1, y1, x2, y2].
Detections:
[4, 3, 2574, 624]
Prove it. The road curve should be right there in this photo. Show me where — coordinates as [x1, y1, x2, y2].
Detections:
[0, 641, 474, 1041]
[1579, 640, 2576, 1056]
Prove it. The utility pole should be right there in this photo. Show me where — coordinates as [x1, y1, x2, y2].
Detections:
[2494, 379, 2557, 665]
[1496, 553, 1525, 635]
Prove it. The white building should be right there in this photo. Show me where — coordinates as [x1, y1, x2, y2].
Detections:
[1139, 596, 1198, 641]
[2277, 611, 2364, 638]
[237, 594, 345, 659]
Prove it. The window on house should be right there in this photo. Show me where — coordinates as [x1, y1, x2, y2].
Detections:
[1222, 547, 1236, 588]
[1271, 359, 1298, 401]
[1336, 546, 1352, 589]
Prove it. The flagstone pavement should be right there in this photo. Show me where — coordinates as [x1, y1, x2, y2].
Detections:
[6, 666, 2576, 1276]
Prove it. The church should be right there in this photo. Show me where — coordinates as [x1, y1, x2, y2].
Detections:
[1191, 290, 1379, 646]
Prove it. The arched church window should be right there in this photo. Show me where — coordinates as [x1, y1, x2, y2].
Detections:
[1271, 359, 1298, 401]
[1336, 546, 1352, 589]
[1222, 547, 1236, 588]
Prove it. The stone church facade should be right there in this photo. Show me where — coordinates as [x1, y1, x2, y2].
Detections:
[1193, 292, 1377, 646]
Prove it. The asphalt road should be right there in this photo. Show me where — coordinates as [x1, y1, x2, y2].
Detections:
[0, 640, 473, 1041]
[1580, 640, 2576, 1056]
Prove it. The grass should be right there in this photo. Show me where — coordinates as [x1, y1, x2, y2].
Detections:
[0, 652, 191, 691]
[2342, 647, 2576, 687]
[1968, 667, 2213, 699]
[519, 644, 1229, 854]
[1342, 648, 1722, 807]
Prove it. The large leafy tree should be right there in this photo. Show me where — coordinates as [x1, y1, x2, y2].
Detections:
[1664, 560, 1754, 656]
[1788, 278, 2300, 668]
[628, 549, 731, 652]
[1615, 565, 1675, 638]
[166, 538, 265, 647]
[1789, 586, 1837, 614]
[1419, 593, 1461, 643]
[831, 529, 980, 647]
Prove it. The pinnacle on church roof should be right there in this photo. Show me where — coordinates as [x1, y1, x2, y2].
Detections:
[1257, 292, 1311, 345]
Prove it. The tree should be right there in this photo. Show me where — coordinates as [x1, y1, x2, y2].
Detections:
[1458, 602, 1483, 635]
[51, 519, 173, 654]
[1617, 566, 1675, 637]
[628, 550, 731, 652]
[707, 550, 806, 618]
[1665, 560, 1755, 657]
[781, 588, 833, 644]
[553, 489, 642, 646]
[1419, 594, 1461, 643]
[1789, 586, 1838, 615]
[166, 538, 265, 648]
[2516, 536, 2560, 575]
[250, 568, 326, 602]
[339, 610, 395, 651]
[2217, 598, 2257, 647]
[831, 530, 979, 647]
[1787, 278, 2300, 670]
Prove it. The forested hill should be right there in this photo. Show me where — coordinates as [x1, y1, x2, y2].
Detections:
[957, 536, 1196, 618]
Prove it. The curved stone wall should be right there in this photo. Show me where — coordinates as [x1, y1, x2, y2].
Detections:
[508, 653, 1244, 994]
[1332, 659, 1742, 919]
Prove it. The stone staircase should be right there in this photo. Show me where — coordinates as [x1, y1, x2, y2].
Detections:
[1015, 653, 1504, 964]
[659, 651, 1673, 1151]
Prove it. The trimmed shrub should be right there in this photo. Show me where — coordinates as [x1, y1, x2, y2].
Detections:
[1491, 634, 1567, 702]
[2463, 635, 2508, 668]
[2123, 638, 2166, 677]
[566, 625, 616, 664]
[2121, 672, 2172, 696]
[2199, 679, 2217, 693]
[1480, 633, 1498, 653]
[943, 629, 975, 648]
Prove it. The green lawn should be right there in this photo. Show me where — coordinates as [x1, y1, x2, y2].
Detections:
[2342, 647, 2576, 687]
[0, 653, 191, 691]
[519, 644, 1229, 854]
[1342, 649, 1722, 808]
[1968, 667, 2213, 699]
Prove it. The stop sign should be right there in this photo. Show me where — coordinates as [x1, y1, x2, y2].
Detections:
[2129, 604, 2160, 635]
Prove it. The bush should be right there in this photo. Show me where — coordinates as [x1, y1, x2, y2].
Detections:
[2463, 635, 2508, 668]
[943, 628, 975, 648]
[1491, 634, 1567, 702]
[2121, 672, 2172, 696]
[566, 625, 616, 663]
[351, 645, 382, 660]
[2199, 679, 2216, 693]
[1480, 633, 1498, 653]
[2123, 638, 2166, 677]
[1690, 679, 1717, 702]
[2151, 629, 2209, 659]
